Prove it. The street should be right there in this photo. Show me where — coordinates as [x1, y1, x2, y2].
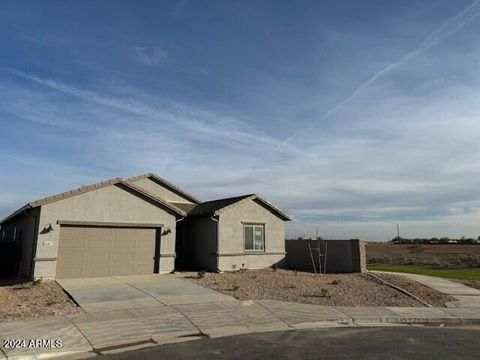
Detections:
[101, 326, 480, 360]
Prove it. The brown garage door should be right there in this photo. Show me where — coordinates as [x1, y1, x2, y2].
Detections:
[56, 225, 160, 278]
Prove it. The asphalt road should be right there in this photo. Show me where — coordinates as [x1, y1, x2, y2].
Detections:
[101, 326, 480, 360]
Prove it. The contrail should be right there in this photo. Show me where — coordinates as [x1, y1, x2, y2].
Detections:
[282, 0, 480, 145]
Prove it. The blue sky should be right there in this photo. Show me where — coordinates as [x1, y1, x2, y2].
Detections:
[2, 0, 480, 240]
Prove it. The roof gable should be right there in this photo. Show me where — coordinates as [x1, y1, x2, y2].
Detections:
[187, 194, 291, 221]
[126, 173, 201, 204]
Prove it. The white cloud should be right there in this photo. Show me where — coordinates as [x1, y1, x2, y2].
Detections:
[134, 46, 169, 65]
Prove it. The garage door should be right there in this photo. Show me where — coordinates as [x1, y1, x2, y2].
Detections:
[56, 225, 160, 278]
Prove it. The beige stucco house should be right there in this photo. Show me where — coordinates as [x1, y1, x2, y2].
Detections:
[0, 173, 290, 279]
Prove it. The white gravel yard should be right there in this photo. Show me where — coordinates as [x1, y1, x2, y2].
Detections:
[186, 269, 454, 307]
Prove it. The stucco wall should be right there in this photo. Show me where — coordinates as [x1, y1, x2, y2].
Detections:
[184, 216, 217, 270]
[130, 178, 195, 204]
[217, 198, 286, 271]
[285, 239, 365, 273]
[34, 184, 178, 279]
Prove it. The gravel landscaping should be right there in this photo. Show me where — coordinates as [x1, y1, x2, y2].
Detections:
[186, 269, 453, 307]
[0, 279, 84, 322]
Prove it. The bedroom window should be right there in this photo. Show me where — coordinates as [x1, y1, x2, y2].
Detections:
[244, 224, 264, 251]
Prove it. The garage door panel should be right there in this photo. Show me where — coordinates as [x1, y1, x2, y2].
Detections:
[57, 225, 159, 278]
[111, 254, 135, 263]
[136, 249, 154, 260]
[111, 264, 136, 275]
[112, 240, 136, 249]
[85, 265, 110, 277]
[87, 239, 111, 249]
[135, 263, 155, 274]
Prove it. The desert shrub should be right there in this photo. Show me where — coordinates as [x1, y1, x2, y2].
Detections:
[319, 288, 330, 297]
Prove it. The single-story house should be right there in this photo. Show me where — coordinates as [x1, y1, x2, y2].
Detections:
[0, 173, 290, 279]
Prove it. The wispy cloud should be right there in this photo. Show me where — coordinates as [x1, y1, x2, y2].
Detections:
[282, 0, 480, 144]
[6, 69, 293, 155]
[134, 46, 169, 65]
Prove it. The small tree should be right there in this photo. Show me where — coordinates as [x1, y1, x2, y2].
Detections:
[439, 237, 450, 244]
[408, 242, 426, 259]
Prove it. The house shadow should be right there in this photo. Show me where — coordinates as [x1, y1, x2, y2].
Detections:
[0, 242, 29, 286]
[0, 276, 30, 287]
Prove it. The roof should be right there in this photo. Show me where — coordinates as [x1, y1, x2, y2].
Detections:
[187, 195, 252, 217]
[121, 181, 186, 216]
[187, 194, 291, 221]
[126, 173, 201, 204]
[170, 202, 198, 213]
[0, 177, 186, 224]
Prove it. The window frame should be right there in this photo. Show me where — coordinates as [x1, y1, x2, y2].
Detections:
[243, 223, 265, 252]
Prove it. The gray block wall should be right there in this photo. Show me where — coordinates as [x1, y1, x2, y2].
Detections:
[285, 239, 365, 273]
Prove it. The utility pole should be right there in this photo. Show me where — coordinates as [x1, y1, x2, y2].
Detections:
[397, 224, 400, 239]
[316, 226, 319, 240]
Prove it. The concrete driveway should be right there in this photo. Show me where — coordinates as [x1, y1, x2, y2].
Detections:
[57, 274, 235, 313]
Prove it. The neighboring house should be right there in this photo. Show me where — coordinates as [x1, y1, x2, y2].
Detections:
[0, 173, 290, 279]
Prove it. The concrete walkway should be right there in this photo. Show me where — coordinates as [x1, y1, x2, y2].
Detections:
[1, 300, 480, 359]
[372, 271, 480, 308]
[57, 274, 235, 312]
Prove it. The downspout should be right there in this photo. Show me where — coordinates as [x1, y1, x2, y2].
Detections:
[174, 216, 185, 270]
[23, 207, 39, 280]
[210, 215, 220, 272]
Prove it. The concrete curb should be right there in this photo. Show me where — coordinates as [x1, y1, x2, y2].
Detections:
[370, 270, 480, 309]
[2, 303, 480, 359]
[366, 272, 434, 308]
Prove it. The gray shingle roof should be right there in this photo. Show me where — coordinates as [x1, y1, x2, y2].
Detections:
[187, 195, 253, 217]
[0, 177, 186, 224]
[187, 194, 291, 221]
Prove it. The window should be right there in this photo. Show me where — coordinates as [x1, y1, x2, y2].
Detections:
[244, 224, 264, 251]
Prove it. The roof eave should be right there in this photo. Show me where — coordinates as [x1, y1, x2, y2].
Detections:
[214, 194, 291, 221]
[253, 196, 292, 221]
[120, 181, 186, 217]
[126, 173, 201, 204]
[0, 204, 33, 225]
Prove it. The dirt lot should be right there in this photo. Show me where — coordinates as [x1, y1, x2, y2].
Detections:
[366, 244, 480, 268]
[186, 269, 453, 307]
[0, 279, 83, 322]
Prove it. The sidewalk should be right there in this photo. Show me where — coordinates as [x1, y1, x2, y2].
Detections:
[1, 300, 480, 359]
[372, 271, 480, 308]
